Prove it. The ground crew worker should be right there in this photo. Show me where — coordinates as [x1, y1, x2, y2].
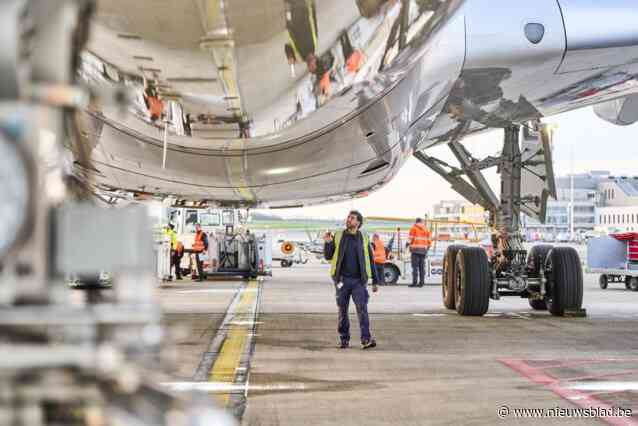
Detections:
[408, 217, 432, 288]
[143, 77, 164, 122]
[173, 239, 184, 280]
[372, 233, 386, 286]
[164, 224, 179, 280]
[324, 210, 379, 350]
[192, 223, 209, 282]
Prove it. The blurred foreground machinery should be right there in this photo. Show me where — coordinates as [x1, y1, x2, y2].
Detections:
[0, 1, 234, 425]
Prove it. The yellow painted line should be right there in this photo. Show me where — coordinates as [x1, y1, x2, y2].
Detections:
[209, 280, 258, 407]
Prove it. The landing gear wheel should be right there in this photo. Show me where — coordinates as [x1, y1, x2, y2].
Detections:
[545, 247, 583, 316]
[383, 263, 400, 285]
[442, 245, 464, 309]
[625, 276, 631, 289]
[526, 245, 553, 311]
[454, 247, 491, 316]
[599, 275, 608, 290]
[527, 245, 553, 276]
[630, 277, 638, 292]
[528, 299, 547, 310]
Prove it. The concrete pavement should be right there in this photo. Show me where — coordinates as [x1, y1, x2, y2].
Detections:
[160, 261, 638, 425]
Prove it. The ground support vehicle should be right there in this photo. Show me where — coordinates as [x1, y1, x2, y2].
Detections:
[167, 206, 272, 279]
[588, 234, 638, 291]
[199, 230, 272, 279]
[272, 238, 309, 268]
[369, 220, 486, 286]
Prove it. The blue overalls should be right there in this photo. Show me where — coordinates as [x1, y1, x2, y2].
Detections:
[336, 277, 371, 343]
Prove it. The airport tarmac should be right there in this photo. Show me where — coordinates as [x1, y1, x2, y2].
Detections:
[159, 260, 638, 425]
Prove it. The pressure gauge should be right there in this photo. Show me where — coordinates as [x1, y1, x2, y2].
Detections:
[0, 132, 32, 260]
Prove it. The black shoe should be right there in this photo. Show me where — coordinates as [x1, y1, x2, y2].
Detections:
[408, 284, 418, 288]
[176, 276, 182, 280]
[337, 340, 349, 349]
[418, 283, 424, 288]
[361, 339, 377, 350]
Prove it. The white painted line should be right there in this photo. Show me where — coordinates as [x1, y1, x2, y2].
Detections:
[177, 289, 257, 294]
[162, 382, 306, 393]
[412, 314, 448, 317]
[567, 381, 638, 392]
[508, 313, 531, 320]
[229, 321, 263, 326]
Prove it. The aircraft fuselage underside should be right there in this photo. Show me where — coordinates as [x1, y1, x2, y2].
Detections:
[82, 0, 638, 207]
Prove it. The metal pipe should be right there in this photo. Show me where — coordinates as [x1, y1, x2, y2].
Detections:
[162, 120, 168, 169]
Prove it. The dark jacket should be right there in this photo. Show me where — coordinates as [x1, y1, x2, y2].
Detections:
[202, 232, 209, 250]
[324, 230, 379, 285]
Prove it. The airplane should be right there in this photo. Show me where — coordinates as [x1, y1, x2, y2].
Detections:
[71, 0, 638, 316]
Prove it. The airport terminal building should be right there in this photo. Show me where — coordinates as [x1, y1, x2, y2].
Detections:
[522, 171, 638, 238]
[597, 176, 638, 233]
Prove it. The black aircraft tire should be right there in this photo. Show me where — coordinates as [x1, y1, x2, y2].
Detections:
[527, 245, 554, 277]
[442, 245, 465, 309]
[545, 247, 583, 316]
[529, 299, 548, 310]
[455, 247, 491, 316]
[599, 275, 608, 290]
[630, 278, 638, 292]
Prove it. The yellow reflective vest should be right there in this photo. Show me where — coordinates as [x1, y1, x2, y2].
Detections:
[330, 231, 372, 281]
[164, 228, 177, 249]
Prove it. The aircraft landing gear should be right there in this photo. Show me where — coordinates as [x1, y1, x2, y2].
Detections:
[417, 123, 584, 317]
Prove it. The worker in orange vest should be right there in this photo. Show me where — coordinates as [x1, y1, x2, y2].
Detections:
[192, 223, 209, 281]
[408, 218, 432, 288]
[372, 233, 387, 286]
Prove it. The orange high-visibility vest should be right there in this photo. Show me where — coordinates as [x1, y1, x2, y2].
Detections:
[148, 96, 164, 120]
[409, 223, 432, 250]
[373, 238, 386, 264]
[192, 231, 205, 252]
[346, 50, 364, 74]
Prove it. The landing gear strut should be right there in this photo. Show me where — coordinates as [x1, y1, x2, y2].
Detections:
[417, 123, 584, 317]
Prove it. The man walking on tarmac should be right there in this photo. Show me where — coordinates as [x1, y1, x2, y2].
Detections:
[324, 210, 379, 350]
[192, 223, 209, 282]
[408, 217, 432, 288]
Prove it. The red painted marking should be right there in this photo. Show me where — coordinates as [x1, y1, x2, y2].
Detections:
[500, 359, 638, 426]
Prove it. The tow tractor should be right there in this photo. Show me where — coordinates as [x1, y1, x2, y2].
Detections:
[415, 123, 584, 316]
[167, 206, 272, 279]
[588, 232, 638, 291]
[367, 217, 489, 285]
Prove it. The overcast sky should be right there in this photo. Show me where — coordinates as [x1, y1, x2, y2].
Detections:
[261, 107, 638, 220]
